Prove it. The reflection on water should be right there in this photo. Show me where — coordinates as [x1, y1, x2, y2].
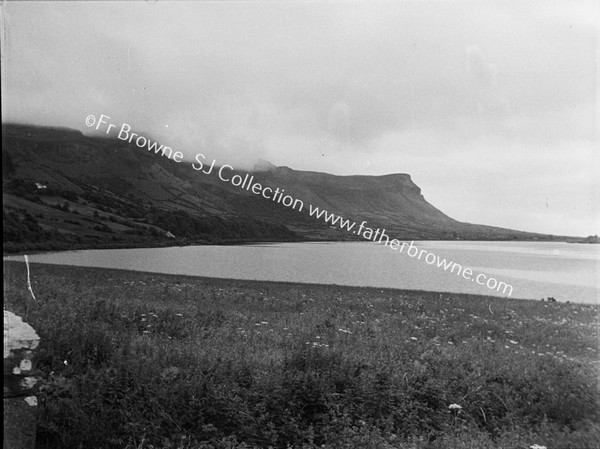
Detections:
[5, 241, 599, 303]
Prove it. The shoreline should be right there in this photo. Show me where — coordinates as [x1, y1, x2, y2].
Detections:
[3, 259, 593, 306]
[4, 234, 597, 257]
[4, 259, 598, 448]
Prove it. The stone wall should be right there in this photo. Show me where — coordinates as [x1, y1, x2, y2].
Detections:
[4, 310, 41, 449]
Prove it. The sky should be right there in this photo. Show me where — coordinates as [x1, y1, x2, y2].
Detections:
[1, 1, 598, 237]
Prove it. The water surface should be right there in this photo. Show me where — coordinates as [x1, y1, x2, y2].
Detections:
[6, 241, 599, 303]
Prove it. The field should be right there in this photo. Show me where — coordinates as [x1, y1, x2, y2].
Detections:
[4, 261, 599, 448]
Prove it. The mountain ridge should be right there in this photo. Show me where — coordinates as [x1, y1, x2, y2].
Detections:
[2, 123, 582, 253]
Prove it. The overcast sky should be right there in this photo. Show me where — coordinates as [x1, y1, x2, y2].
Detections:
[2, 1, 598, 236]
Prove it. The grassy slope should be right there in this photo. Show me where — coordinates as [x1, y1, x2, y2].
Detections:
[5, 123, 585, 248]
[4, 261, 599, 449]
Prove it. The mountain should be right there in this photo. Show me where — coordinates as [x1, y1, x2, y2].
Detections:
[2, 123, 568, 253]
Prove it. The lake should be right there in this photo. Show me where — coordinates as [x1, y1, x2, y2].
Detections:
[5, 241, 599, 303]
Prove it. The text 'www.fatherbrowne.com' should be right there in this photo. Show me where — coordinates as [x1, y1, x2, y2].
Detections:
[85, 113, 513, 297]
[307, 205, 514, 297]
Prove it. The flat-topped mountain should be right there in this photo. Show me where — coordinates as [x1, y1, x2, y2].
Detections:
[2, 123, 568, 253]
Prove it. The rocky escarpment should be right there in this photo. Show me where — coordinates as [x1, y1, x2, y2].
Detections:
[3, 123, 566, 252]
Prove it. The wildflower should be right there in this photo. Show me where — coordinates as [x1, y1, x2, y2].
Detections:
[448, 404, 462, 410]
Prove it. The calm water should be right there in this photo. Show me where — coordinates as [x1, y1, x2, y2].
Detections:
[6, 241, 599, 303]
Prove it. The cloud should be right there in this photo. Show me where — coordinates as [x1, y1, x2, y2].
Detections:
[1, 0, 597, 235]
[466, 45, 498, 90]
[465, 45, 511, 133]
[326, 101, 352, 141]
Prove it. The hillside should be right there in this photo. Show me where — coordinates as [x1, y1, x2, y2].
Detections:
[2, 123, 567, 253]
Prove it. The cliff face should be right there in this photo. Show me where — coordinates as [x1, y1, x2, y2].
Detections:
[248, 167, 459, 235]
[3, 123, 557, 251]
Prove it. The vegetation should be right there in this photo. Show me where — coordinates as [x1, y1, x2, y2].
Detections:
[3, 184, 301, 253]
[149, 209, 298, 242]
[4, 261, 599, 448]
[4, 123, 582, 248]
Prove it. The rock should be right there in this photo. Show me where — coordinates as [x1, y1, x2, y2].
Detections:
[4, 311, 41, 449]
[4, 311, 40, 359]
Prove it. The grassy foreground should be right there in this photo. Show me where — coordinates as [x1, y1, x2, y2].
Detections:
[4, 261, 599, 449]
